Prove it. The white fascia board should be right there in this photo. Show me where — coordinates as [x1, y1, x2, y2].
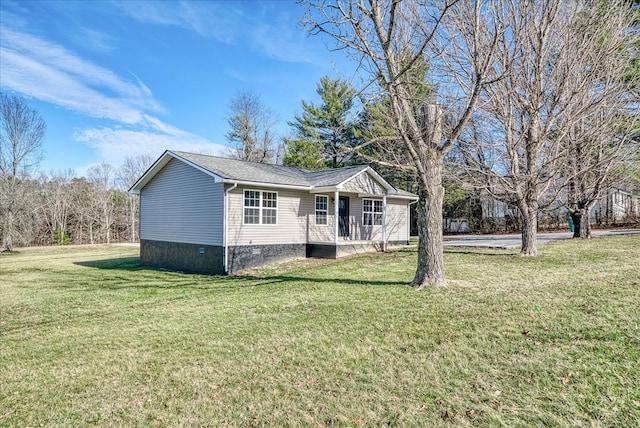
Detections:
[128, 150, 224, 194]
[169, 151, 224, 183]
[128, 150, 173, 194]
[336, 167, 396, 193]
[222, 179, 311, 191]
[386, 194, 419, 201]
[357, 193, 418, 200]
[358, 193, 418, 201]
[309, 186, 338, 194]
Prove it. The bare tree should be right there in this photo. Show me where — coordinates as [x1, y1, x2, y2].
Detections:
[39, 170, 75, 245]
[0, 93, 45, 178]
[0, 177, 42, 250]
[302, 0, 501, 287]
[225, 89, 277, 163]
[87, 162, 116, 244]
[565, 114, 637, 239]
[117, 154, 154, 242]
[0, 93, 46, 251]
[459, 0, 635, 255]
[67, 177, 97, 244]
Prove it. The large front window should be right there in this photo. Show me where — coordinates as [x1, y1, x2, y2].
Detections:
[244, 190, 277, 225]
[363, 199, 383, 226]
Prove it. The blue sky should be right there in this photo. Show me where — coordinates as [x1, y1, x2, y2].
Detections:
[0, 0, 352, 175]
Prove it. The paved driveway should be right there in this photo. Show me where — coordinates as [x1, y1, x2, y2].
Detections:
[443, 229, 640, 249]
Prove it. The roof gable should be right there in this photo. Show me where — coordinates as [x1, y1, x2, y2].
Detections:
[339, 170, 388, 196]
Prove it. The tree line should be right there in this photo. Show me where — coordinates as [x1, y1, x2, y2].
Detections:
[0, 93, 153, 250]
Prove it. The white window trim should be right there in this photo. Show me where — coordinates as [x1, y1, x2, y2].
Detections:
[363, 198, 383, 226]
[243, 189, 278, 225]
[315, 195, 328, 225]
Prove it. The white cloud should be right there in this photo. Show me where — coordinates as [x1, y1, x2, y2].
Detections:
[116, 0, 241, 43]
[0, 26, 163, 123]
[74, 123, 226, 173]
[250, 22, 325, 65]
[116, 1, 326, 66]
[75, 26, 117, 53]
[0, 24, 228, 172]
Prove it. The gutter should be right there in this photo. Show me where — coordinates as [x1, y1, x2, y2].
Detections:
[223, 182, 238, 274]
[222, 179, 309, 191]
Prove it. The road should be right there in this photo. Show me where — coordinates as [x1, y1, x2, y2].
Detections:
[442, 229, 640, 249]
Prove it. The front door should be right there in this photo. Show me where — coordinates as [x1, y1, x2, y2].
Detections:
[339, 196, 349, 237]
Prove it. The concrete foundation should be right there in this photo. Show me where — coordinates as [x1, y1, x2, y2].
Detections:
[306, 240, 409, 259]
[227, 243, 306, 273]
[140, 240, 410, 275]
[140, 239, 224, 275]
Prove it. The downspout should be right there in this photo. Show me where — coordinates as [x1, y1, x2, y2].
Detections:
[223, 182, 238, 274]
[382, 194, 387, 251]
[408, 198, 419, 244]
[334, 189, 340, 246]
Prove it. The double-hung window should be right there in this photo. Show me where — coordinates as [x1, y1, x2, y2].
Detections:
[244, 190, 277, 225]
[315, 195, 328, 225]
[261, 191, 277, 224]
[363, 199, 383, 226]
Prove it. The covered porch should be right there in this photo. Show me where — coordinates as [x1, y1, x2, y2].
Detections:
[304, 170, 415, 259]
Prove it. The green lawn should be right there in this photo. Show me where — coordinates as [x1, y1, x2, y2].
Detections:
[1, 236, 639, 427]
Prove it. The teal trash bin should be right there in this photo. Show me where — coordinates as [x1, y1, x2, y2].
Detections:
[568, 216, 574, 233]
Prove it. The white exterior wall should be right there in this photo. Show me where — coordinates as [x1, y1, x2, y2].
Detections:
[140, 158, 223, 245]
[226, 185, 314, 246]
[140, 161, 412, 247]
[307, 193, 336, 242]
[342, 196, 409, 242]
[226, 186, 411, 245]
[386, 198, 410, 242]
[340, 172, 386, 195]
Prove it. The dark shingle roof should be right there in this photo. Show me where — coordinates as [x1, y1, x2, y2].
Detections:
[304, 165, 370, 187]
[130, 150, 417, 199]
[172, 151, 371, 188]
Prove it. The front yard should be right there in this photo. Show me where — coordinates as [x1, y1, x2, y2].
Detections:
[1, 236, 638, 426]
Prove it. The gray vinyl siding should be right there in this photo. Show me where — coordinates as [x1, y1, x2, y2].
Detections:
[340, 172, 386, 195]
[308, 194, 410, 243]
[386, 199, 410, 242]
[226, 186, 314, 246]
[140, 158, 223, 246]
[349, 197, 409, 241]
[308, 194, 336, 242]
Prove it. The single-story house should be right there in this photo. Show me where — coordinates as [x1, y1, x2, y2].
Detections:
[129, 150, 418, 274]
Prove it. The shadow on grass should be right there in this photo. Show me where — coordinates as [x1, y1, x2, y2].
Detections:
[74, 257, 408, 289]
[75, 257, 142, 270]
[444, 248, 519, 257]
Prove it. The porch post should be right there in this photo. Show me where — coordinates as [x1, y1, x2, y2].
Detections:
[382, 194, 387, 251]
[334, 190, 339, 245]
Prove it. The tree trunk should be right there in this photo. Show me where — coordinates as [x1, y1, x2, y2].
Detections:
[520, 203, 538, 256]
[571, 204, 593, 239]
[580, 202, 596, 239]
[579, 209, 591, 239]
[3, 231, 12, 252]
[411, 150, 446, 288]
[571, 211, 582, 238]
